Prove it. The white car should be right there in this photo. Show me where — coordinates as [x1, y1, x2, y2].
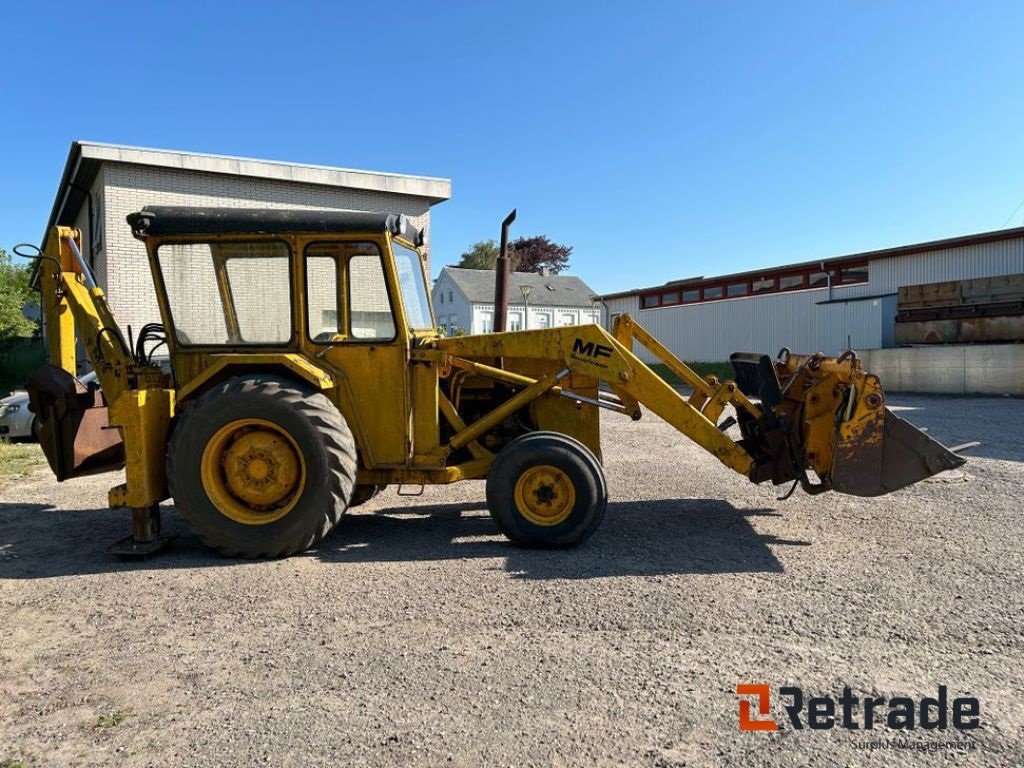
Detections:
[0, 371, 99, 441]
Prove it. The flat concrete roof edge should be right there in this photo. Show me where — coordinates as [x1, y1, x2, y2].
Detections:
[78, 141, 452, 202]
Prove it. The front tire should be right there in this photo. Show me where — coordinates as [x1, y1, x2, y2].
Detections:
[167, 375, 357, 557]
[486, 431, 608, 548]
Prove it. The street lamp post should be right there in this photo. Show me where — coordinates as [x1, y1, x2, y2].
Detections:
[520, 285, 532, 330]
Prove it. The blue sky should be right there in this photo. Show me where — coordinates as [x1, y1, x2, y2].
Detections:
[2, 1, 1023, 294]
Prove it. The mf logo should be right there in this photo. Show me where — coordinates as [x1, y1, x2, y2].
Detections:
[736, 684, 779, 731]
[571, 338, 613, 360]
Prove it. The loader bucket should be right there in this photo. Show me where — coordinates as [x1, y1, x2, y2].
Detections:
[831, 407, 966, 497]
[25, 365, 125, 481]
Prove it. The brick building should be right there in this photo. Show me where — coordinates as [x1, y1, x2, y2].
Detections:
[41, 141, 451, 336]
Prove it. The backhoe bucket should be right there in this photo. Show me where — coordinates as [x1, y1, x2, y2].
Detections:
[831, 408, 965, 497]
[25, 365, 125, 481]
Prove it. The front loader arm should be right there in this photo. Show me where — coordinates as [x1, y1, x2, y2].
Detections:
[438, 322, 757, 477]
[438, 315, 964, 497]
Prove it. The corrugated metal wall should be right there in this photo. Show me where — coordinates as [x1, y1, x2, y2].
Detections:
[870, 238, 1024, 289]
[602, 235, 1024, 363]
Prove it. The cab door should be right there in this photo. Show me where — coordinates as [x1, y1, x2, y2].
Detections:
[302, 239, 411, 468]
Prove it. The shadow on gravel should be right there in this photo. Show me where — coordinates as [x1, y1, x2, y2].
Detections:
[0, 499, 804, 580]
[318, 499, 803, 579]
[0, 501, 215, 579]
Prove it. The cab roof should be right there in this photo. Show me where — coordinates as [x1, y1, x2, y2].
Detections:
[126, 206, 425, 246]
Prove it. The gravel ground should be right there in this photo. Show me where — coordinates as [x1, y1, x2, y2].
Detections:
[1, 394, 1021, 767]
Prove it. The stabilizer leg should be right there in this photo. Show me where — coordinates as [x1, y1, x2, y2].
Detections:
[108, 505, 175, 558]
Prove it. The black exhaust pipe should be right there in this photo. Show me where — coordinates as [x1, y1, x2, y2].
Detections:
[493, 209, 516, 332]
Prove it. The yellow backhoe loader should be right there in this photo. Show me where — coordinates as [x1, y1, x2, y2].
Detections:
[18, 207, 965, 557]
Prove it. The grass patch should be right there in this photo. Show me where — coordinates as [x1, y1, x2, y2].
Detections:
[0, 440, 43, 491]
[649, 361, 735, 388]
[95, 708, 133, 728]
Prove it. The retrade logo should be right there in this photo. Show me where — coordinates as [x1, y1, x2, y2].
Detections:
[735, 684, 980, 732]
[737, 684, 779, 731]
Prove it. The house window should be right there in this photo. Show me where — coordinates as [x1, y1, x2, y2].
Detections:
[534, 312, 551, 329]
[838, 264, 868, 284]
[779, 274, 804, 291]
[808, 271, 830, 288]
[558, 313, 575, 326]
[92, 194, 104, 251]
[703, 286, 723, 300]
[509, 311, 523, 332]
[641, 294, 659, 308]
[727, 282, 748, 297]
[752, 277, 774, 294]
[662, 291, 680, 305]
[479, 311, 494, 334]
[682, 289, 700, 302]
[448, 290, 453, 303]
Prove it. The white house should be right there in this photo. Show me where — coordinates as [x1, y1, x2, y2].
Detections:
[433, 267, 599, 335]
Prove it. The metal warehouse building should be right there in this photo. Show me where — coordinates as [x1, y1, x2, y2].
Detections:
[600, 227, 1024, 377]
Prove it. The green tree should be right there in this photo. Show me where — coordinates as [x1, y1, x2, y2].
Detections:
[0, 248, 37, 342]
[456, 240, 500, 270]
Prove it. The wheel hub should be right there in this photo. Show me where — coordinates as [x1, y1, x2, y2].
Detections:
[224, 431, 299, 506]
[513, 465, 576, 527]
[201, 419, 305, 525]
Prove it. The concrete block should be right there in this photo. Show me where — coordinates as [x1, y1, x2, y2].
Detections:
[964, 345, 1024, 395]
[859, 345, 1023, 395]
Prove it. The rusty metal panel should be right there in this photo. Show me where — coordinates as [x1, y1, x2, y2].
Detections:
[896, 272, 1024, 344]
[26, 364, 125, 480]
[899, 273, 1024, 311]
[895, 316, 1024, 345]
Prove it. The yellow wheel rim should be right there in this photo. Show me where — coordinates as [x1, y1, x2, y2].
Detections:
[513, 464, 576, 527]
[200, 418, 306, 525]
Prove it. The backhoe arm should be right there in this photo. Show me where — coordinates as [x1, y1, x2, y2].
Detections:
[26, 227, 173, 517]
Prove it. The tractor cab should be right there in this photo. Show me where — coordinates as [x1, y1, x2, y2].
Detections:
[128, 207, 434, 353]
[128, 206, 436, 468]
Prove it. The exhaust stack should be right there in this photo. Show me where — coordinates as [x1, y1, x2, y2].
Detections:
[493, 209, 516, 332]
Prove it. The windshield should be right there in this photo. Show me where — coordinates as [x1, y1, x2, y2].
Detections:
[392, 239, 434, 331]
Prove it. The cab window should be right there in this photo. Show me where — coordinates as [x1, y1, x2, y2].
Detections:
[157, 241, 292, 345]
[391, 239, 434, 331]
[305, 242, 396, 342]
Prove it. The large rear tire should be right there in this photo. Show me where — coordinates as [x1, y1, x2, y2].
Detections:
[349, 484, 384, 507]
[486, 431, 607, 548]
[167, 375, 357, 557]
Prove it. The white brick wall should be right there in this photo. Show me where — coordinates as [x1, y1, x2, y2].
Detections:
[99, 162, 433, 335]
